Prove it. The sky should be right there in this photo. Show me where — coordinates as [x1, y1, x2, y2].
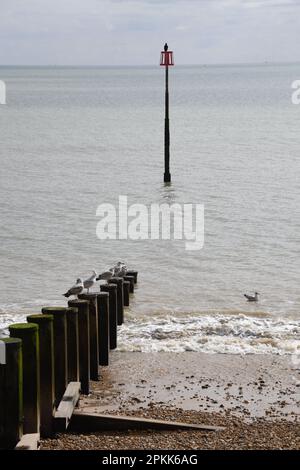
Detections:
[1, 0, 300, 65]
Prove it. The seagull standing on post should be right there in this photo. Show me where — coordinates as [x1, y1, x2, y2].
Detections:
[113, 261, 127, 277]
[96, 269, 114, 282]
[63, 278, 84, 298]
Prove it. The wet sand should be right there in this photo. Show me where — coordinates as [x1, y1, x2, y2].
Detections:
[41, 352, 300, 450]
[80, 352, 299, 420]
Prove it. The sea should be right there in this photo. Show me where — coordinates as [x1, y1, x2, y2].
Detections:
[0, 64, 299, 355]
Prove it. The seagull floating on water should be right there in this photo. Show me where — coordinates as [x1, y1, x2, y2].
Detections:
[83, 270, 97, 293]
[244, 292, 259, 302]
[63, 278, 83, 298]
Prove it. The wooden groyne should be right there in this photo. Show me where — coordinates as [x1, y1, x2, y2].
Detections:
[0, 272, 138, 449]
[0, 268, 223, 450]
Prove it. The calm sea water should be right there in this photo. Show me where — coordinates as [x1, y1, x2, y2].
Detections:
[0, 64, 299, 354]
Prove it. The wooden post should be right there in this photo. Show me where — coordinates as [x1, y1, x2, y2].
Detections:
[41, 307, 67, 407]
[122, 280, 130, 307]
[71, 411, 224, 432]
[164, 63, 171, 183]
[0, 338, 23, 448]
[68, 299, 90, 395]
[9, 323, 40, 434]
[126, 270, 138, 284]
[108, 277, 124, 325]
[124, 275, 135, 294]
[15, 433, 39, 450]
[65, 307, 79, 382]
[100, 283, 117, 350]
[78, 293, 99, 381]
[54, 382, 80, 432]
[26, 314, 55, 438]
[96, 292, 110, 366]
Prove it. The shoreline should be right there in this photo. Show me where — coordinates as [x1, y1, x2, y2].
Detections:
[41, 352, 300, 450]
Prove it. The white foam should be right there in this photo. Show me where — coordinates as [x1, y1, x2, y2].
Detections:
[1, 308, 300, 355]
[117, 312, 300, 355]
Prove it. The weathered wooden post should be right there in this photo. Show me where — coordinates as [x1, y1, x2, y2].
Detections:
[9, 324, 40, 434]
[0, 338, 23, 448]
[26, 314, 55, 438]
[41, 307, 67, 407]
[78, 293, 99, 381]
[126, 270, 138, 284]
[124, 275, 135, 294]
[65, 307, 79, 382]
[122, 280, 130, 307]
[100, 283, 117, 349]
[68, 299, 90, 394]
[96, 292, 110, 366]
[108, 277, 124, 325]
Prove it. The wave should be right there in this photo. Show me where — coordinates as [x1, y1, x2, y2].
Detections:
[1, 308, 299, 356]
[117, 311, 300, 355]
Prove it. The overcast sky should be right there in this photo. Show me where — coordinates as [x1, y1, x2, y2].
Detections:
[1, 0, 300, 65]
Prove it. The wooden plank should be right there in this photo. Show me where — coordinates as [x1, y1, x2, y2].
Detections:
[70, 411, 224, 432]
[15, 433, 40, 450]
[54, 382, 80, 431]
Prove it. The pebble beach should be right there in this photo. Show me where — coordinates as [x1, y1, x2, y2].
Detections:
[41, 352, 300, 450]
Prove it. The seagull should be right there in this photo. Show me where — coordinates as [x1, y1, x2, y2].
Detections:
[63, 278, 83, 298]
[244, 292, 259, 302]
[119, 265, 127, 277]
[96, 270, 114, 282]
[113, 261, 127, 277]
[83, 270, 97, 293]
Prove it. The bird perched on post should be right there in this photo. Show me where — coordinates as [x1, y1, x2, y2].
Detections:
[63, 278, 84, 298]
[164, 43, 168, 51]
[83, 270, 97, 293]
[96, 269, 114, 282]
[244, 292, 259, 302]
[113, 261, 127, 277]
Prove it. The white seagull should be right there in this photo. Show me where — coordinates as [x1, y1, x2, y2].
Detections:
[83, 270, 97, 293]
[244, 292, 259, 302]
[63, 278, 84, 298]
[113, 261, 127, 277]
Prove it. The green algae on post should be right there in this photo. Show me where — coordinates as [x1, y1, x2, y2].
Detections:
[26, 314, 55, 438]
[8, 323, 40, 435]
[0, 337, 23, 449]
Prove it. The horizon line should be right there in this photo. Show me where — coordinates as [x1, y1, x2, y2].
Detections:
[1, 60, 300, 68]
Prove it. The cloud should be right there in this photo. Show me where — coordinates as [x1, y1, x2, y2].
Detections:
[0, 0, 299, 64]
